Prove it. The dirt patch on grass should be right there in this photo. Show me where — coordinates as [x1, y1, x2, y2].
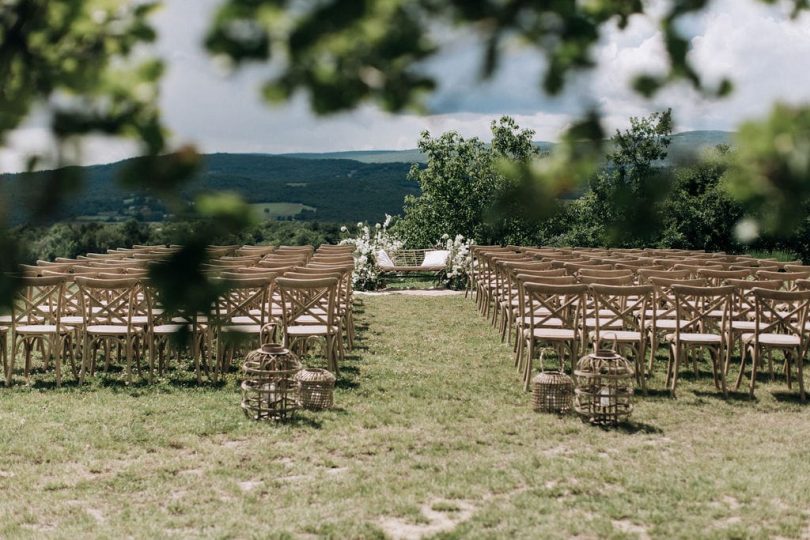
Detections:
[612, 519, 651, 540]
[379, 498, 476, 540]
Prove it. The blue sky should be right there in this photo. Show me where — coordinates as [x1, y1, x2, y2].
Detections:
[1, 0, 809, 171]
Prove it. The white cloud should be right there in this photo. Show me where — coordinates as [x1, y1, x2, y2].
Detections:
[2, 0, 810, 172]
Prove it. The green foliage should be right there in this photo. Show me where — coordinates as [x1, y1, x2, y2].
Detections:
[396, 116, 550, 247]
[659, 147, 745, 251]
[725, 103, 810, 235]
[562, 110, 674, 247]
[209, 0, 753, 115]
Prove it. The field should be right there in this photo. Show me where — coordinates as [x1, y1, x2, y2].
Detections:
[249, 202, 317, 220]
[2, 293, 810, 538]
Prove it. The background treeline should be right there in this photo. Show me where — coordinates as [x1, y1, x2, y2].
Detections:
[12, 220, 342, 263]
[392, 114, 807, 261]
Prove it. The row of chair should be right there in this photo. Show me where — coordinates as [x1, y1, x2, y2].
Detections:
[469, 246, 810, 400]
[2, 243, 357, 386]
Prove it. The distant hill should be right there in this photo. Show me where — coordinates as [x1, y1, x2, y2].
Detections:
[1, 153, 419, 225]
[1, 130, 732, 226]
[284, 131, 732, 165]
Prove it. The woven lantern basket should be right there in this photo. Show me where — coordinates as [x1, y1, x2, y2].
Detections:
[295, 368, 336, 410]
[532, 371, 574, 414]
[241, 344, 302, 421]
[573, 348, 634, 426]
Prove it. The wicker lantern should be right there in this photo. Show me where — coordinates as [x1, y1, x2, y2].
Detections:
[573, 348, 634, 426]
[241, 344, 302, 421]
[295, 368, 336, 410]
[532, 371, 574, 414]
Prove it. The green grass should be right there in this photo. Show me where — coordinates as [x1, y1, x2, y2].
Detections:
[745, 249, 802, 263]
[249, 202, 316, 219]
[2, 294, 810, 538]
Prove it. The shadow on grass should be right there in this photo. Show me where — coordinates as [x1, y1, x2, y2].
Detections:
[636, 387, 675, 400]
[693, 390, 753, 402]
[613, 420, 664, 435]
[772, 391, 809, 404]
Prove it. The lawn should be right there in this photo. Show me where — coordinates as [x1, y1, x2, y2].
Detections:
[2, 294, 810, 538]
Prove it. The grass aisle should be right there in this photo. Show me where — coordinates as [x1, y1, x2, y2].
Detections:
[1, 295, 810, 538]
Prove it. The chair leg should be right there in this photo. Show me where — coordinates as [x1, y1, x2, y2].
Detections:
[669, 343, 681, 397]
[523, 339, 535, 391]
[749, 345, 760, 398]
[796, 347, 806, 402]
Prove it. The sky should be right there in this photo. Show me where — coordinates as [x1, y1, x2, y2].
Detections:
[1, 0, 810, 171]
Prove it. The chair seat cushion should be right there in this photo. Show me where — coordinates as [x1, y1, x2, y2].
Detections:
[731, 320, 756, 331]
[220, 324, 262, 334]
[86, 325, 140, 335]
[172, 315, 209, 324]
[153, 324, 187, 335]
[518, 316, 564, 327]
[584, 318, 623, 329]
[526, 327, 577, 340]
[286, 325, 339, 336]
[664, 332, 722, 344]
[591, 330, 643, 342]
[741, 333, 801, 347]
[645, 319, 689, 330]
[60, 316, 85, 326]
[230, 316, 261, 325]
[15, 324, 59, 334]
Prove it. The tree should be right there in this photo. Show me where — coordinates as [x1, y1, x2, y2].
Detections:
[565, 110, 674, 247]
[658, 146, 745, 252]
[395, 116, 544, 246]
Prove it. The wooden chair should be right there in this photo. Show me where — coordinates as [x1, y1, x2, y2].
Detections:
[209, 276, 275, 379]
[589, 284, 654, 392]
[663, 284, 734, 397]
[646, 277, 707, 375]
[735, 287, 810, 400]
[726, 279, 781, 364]
[8, 275, 74, 386]
[518, 282, 586, 391]
[75, 276, 142, 384]
[276, 277, 343, 373]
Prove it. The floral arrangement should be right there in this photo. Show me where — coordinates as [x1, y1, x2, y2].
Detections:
[438, 233, 475, 290]
[340, 214, 403, 290]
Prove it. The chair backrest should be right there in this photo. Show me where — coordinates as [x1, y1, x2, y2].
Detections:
[511, 268, 567, 279]
[697, 268, 753, 286]
[750, 287, 810, 341]
[577, 268, 634, 279]
[727, 278, 781, 322]
[515, 274, 577, 286]
[563, 262, 613, 275]
[637, 268, 691, 283]
[523, 282, 587, 330]
[756, 270, 810, 290]
[75, 276, 140, 328]
[212, 276, 274, 327]
[12, 275, 66, 328]
[578, 274, 635, 286]
[785, 264, 810, 273]
[589, 284, 653, 339]
[275, 277, 338, 328]
[670, 284, 735, 337]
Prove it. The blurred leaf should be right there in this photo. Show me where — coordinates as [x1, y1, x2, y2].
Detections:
[724, 103, 810, 235]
